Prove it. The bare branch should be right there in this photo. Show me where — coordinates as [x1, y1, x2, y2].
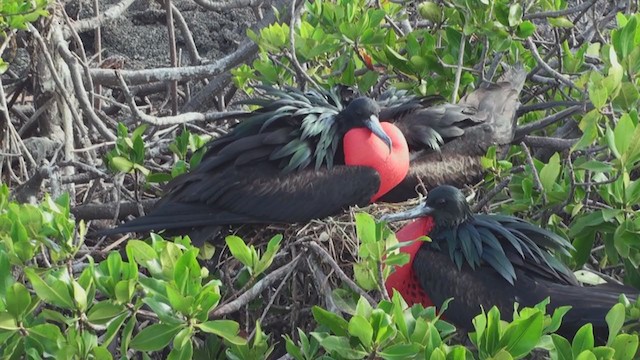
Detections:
[211, 255, 302, 318]
[523, 0, 598, 20]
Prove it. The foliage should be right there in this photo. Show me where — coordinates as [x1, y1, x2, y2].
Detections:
[0, 184, 249, 359]
[0, 0, 49, 73]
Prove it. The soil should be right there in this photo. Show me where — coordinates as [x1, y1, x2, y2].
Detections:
[64, 0, 256, 69]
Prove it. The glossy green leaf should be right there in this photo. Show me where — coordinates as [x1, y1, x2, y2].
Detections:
[130, 323, 183, 351]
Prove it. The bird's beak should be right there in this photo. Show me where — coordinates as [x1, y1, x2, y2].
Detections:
[380, 204, 434, 223]
[365, 114, 392, 152]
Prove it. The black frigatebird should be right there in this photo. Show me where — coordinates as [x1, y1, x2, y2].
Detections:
[382, 185, 638, 341]
[102, 88, 412, 245]
[379, 64, 527, 202]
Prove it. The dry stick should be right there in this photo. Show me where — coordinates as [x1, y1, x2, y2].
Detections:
[522, 135, 577, 152]
[472, 176, 513, 213]
[115, 71, 245, 125]
[171, 3, 202, 65]
[521, 141, 547, 204]
[58, 45, 117, 141]
[253, 256, 300, 335]
[93, 0, 102, 109]
[67, 0, 136, 36]
[211, 255, 303, 318]
[71, 199, 157, 220]
[28, 24, 85, 145]
[60, 6, 99, 163]
[91, 39, 258, 86]
[192, 0, 262, 11]
[164, 0, 178, 115]
[524, 0, 598, 20]
[516, 100, 584, 116]
[526, 37, 584, 94]
[307, 241, 376, 306]
[451, 33, 466, 103]
[513, 104, 588, 139]
[306, 257, 340, 313]
[288, 0, 319, 89]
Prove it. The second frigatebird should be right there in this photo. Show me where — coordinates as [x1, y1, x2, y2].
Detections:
[379, 64, 527, 202]
[102, 87, 412, 245]
[382, 185, 638, 341]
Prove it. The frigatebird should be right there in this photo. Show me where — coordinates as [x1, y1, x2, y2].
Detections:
[102, 87, 413, 245]
[379, 64, 527, 202]
[382, 185, 638, 341]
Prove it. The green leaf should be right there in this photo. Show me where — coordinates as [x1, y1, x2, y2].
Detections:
[517, 21, 536, 37]
[348, 315, 373, 349]
[378, 343, 422, 360]
[5, 283, 31, 319]
[225, 236, 254, 268]
[312, 306, 349, 337]
[87, 301, 126, 325]
[318, 335, 368, 359]
[110, 156, 134, 173]
[605, 303, 625, 345]
[539, 153, 561, 192]
[24, 269, 74, 310]
[508, 3, 522, 27]
[551, 334, 573, 360]
[500, 311, 543, 358]
[610, 334, 639, 360]
[198, 320, 247, 345]
[572, 323, 594, 355]
[355, 212, 377, 244]
[130, 323, 183, 351]
[549, 17, 574, 28]
[0, 312, 18, 330]
[614, 113, 635, 156]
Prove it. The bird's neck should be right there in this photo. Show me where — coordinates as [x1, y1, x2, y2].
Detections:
[343, 122, 409, 201]
[433, 211, 473, 233]
[384, 216, 436, 308]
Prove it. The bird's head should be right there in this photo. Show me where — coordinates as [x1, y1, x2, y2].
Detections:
[341, 97, 391, 151]
[382, 185, 473, 228]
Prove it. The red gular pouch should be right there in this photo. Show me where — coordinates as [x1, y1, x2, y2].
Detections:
[385, 216, 436, 309]
[343, 122, 410, 202]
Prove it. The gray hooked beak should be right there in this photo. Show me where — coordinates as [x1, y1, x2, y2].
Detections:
[380, 204, 434, 223]
[365, 114, 392, 152]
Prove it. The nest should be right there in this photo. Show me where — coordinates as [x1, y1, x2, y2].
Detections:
[204, 198, 423, 355]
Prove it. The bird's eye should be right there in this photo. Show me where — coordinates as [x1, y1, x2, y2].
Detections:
[436, 198, 446, 205]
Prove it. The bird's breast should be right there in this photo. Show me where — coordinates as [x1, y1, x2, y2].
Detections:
[343, 122, 410, 202]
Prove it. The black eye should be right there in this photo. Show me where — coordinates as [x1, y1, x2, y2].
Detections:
[436, 198, 446, 205]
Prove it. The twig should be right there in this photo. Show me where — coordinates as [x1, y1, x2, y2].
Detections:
[514, 105, 588, 139]
[251, 254, 300, 338]
[72, 199, 157, 220]
[191, 0, 262, 11]
[472, 176, 512, 213]
[211, 255, 303, 318]
[522, 135, 578, 151]
[164, 0, 179, 115]
[516, 101, 584, 116]
[90, 40, 258, 86]
[526, 37, 583, 94]
[171, 3, 202, 65]
[521, 142, 547, 203]
[115, 71, 245, 125]
[451, 33, 466, 103]
[58, 44, 117, 141]
[306, 241, 376, 306]
[306, 257, 340, 313]
[287, 0, 319, 89]
[524, 0, 598, 20]
[67, 0, 136, 36]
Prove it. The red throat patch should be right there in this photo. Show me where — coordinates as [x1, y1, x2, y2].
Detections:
[343, 122, 410, 202]
[385, 217, 435, 308]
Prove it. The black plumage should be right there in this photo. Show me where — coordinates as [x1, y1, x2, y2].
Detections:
[383, 185, 638, 341]
[380, 64, 527, 202]
[102, 87, 395, 245]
